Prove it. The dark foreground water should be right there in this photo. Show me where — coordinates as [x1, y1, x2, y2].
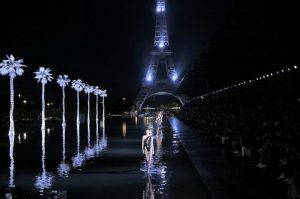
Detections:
[0, 117, 210, 199]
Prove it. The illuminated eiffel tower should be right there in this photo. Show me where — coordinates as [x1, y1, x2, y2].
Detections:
[133, 0, 187, 113]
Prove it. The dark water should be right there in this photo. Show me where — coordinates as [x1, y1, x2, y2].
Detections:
[0, 117, 210, 199]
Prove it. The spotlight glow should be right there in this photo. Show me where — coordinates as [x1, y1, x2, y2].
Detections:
[146, 75, 152, 82]
[158, 43, 164, 48]
[172, 75, 178, 81]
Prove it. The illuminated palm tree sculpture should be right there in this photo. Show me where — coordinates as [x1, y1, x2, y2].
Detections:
[71, 79, 84, 128]
[57, 75, 70, 127]
[71, 79, 85, 168]
[34, 67, 53, 133]
[100, 89, 107, 128]
[0, 54, 26, 136]
[34, 67, 54, 191]
[84, 84, 95, 159]
[56, 75, 71, 177]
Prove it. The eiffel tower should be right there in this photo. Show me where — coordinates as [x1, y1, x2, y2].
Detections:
[133, 0, 187, 113]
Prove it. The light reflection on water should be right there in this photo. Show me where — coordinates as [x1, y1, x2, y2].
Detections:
[1, 117, 109, 194]
[122, 122, 127, 137]
[72, 121, 86, 168]
[57, 126, 71, 177]
[34, 127, 54, 191]
[9, 135, 15, 188]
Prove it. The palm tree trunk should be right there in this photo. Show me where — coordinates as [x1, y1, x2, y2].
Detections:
[42, 132, 46, 174]
[41, 84, 45, 132]
[95, 95, 99, 141]
[87, 93, 90, 148]
[76, 91, 80, 153]
[9, 76, 15, 136]
[102, 96, 105, 122]
[102, 97, 105, 120]
[41, 83, 46, 176]
[41, 83, 46, 153]
[62, 126, 66, 163]
[62, 87, 66, 127]
[76, 91, 80, 128]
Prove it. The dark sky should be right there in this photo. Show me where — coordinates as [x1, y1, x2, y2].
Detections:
[0, 0, 236, 102]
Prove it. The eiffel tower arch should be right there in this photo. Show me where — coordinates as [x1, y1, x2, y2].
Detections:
[133, 0, 188, 113]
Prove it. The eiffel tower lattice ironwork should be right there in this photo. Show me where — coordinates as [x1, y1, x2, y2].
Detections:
[133, 0, 187, 113]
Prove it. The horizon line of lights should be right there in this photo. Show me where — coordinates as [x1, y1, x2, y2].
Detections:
[193, 65, 298, 101]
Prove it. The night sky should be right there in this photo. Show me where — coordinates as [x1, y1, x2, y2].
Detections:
[0, 0, 236, 103]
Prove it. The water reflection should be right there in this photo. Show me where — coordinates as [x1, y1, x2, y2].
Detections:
[57, 126, 71, 177]
[84, 121, 95, 160]
[18, 134, 21, 144]
[142, 175, 155, 199]
[23, 132, 27, 141]
[9, 135, 15, 187]
[47, 128, 51, 136]
[34, 127, 54, 191]
[122, 122, 127, 137]
[101, 124, 108, 151]
[72, 123, 85, 168]
[135, 117, 138, 127]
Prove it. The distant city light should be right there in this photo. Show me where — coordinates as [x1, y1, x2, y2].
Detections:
[195, 65, 297, 101]
[23, 100, 27, 104]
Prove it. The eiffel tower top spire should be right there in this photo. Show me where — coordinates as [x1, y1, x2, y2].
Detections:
[154, 0, 169, 49]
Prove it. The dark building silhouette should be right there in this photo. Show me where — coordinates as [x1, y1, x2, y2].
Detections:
[178, 0, 299, 97]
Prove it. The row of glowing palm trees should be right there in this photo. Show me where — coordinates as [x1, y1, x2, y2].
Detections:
[0, 54, 107, 136]
[0, 54, 108, 189]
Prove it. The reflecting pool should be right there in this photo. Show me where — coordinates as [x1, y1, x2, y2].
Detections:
[0, 117, 209, 199]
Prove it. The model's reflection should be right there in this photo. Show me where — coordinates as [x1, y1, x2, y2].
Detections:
[142, 175, 155, 199]
[57, 126, 71, 177]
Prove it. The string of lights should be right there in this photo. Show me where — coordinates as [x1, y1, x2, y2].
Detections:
[193, 65, 298, 101]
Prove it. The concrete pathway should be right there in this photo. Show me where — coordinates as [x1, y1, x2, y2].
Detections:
[168, 117, 266, 199]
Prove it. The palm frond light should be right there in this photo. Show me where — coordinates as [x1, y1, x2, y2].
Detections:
[71, 79, 84, 92]
[84, 84, 94, 94]
[57, 75, 70, 88]
[100, 90, 107, 97]
[0, 54, 26, 78]
[34, 67, 53, 84]
[93, 86, 102, 95]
